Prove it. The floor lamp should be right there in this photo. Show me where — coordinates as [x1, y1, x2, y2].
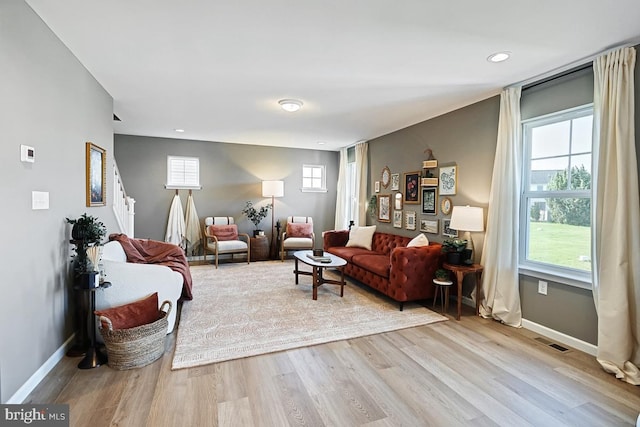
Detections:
[262, 180, 284, 259]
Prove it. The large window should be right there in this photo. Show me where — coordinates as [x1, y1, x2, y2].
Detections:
[520, 105, 593, 282]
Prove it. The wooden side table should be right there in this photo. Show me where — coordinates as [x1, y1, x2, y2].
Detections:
[443, 263, 484, 320]
[250, 236, 269, 261]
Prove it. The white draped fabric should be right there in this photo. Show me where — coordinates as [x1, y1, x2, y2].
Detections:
[165, 193, 186, 248]
[184, 192, 202, 255]
[334, 147, 349, 230]
[355, 141, 368, 226]
[592, 46, 640, 385]
[479, 87, 523, 327]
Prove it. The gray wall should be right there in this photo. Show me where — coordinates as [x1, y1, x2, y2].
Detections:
[0, 0, 118, 402]
[368, 97, 500, 297]
[114, 135, 339, 246]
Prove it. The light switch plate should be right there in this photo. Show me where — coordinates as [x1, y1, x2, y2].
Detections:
[32, 191, 49, 210]
[21, 145, 35, 163]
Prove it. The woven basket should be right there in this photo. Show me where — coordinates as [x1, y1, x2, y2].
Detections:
[99, 300, 171, 370]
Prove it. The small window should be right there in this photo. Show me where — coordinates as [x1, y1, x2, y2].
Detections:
[520, 105, 593, 283]
[302, 164, 326, 192]
[166, 156, 200, 189]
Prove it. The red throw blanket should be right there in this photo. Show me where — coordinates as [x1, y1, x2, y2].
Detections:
[109, 234, 193, 300]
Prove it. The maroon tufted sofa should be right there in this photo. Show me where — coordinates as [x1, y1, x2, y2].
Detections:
[323, 230, 443, 310]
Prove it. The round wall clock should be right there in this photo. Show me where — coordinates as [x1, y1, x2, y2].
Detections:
[440, 197, 452, 215]
[381, 166, 391, 188]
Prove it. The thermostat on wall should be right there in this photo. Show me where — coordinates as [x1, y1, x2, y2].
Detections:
[21, 145, 35, 163]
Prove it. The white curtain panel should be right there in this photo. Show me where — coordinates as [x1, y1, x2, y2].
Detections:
[334, 147, 348, 230]
[184, 192, 202, 255]
[592, 46, 640, 385]
[479, 87, 523, 327]
[355, 141, 368, 226]
[165, 193, 186, 248]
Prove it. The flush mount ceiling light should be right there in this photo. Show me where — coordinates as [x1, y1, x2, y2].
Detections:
[174, 128, 185, 133]
[278, 99, 303, 112]
[487, 51, 511, 63]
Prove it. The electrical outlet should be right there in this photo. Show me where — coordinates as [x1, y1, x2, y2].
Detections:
[538, 280, 548, 295]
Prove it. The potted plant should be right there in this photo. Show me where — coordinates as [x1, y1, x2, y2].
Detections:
[441, 238, 468, 265]
[66, 213, 107, 274]
[241, 201, 272, 237]
[434, 268, 450, 282]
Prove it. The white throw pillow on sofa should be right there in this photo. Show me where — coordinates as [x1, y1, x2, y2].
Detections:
[346, 226, 377, 250]
[407, 233, 429, 247]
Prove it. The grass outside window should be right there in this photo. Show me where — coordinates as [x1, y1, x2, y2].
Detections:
[527, 222, 591, 271]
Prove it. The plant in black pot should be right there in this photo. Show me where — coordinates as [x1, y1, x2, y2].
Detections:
[434, 268, 450, 282]
[241, 201, 272, 237]
[66, 213, 107, 275]
[441, 238, 468, 265]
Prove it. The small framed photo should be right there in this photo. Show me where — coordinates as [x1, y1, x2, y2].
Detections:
[374, 181, 380, 193]
[442, 219, 458, 237]
[378, 194, 391, 222]
[439, 165, 457, 196]
[393, 210, 403, 228]
[403, 172, 421, 204]
[421, 187, 437, 215]
[420, 219, 439, 234]
[391, 173, 400, 191]
[405, 211, 416, 230]
[86, 142, 106, 207]
[394, 193, 403, 210]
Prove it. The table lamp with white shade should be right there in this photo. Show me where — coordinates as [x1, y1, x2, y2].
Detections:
[262, 180, 284, 258]
[449, 205, 484, 264]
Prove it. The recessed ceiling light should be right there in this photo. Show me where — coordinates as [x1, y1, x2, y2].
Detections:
[174, 128, 185, 133]
[278, 99, 303, 112]
[317, 141, 326, 145]
[487, 52, 511, 63]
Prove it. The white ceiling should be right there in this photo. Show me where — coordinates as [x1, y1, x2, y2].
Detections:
[26, 0, 640, 151]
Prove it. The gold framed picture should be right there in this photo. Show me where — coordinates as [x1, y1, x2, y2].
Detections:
[86, 142, 106, 207]
[378, 194, 391, 222]
[403, 171, 420, 204]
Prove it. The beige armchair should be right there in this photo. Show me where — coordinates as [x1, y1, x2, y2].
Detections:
[204, 216, 250, 268]
[280, 216, 314, 261]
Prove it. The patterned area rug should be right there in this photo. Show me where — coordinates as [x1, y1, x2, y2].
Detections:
[171, 260, 447, 370]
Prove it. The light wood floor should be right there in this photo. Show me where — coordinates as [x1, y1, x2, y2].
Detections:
[25, 301, 640, 426]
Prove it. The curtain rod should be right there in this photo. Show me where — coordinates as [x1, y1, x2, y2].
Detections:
[522, 63, 592, 91]
[510, 41, 638, 90]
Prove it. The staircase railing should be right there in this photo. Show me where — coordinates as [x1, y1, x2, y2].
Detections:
[112, 161, 135, 237]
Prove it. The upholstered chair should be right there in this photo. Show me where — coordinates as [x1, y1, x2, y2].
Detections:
[280, 216, 314, 261]
[203, 216, 250, 268]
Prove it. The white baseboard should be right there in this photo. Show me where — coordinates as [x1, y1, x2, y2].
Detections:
[456, 295, 597, 357]
[522, 319, 597, 356]
[7, 333, 75, 404]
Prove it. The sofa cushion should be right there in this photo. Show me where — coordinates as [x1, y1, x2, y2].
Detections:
[287, 222, 313, 238]
[95, 292, 160, 330]
[352, 254, 390, 278]
[407, 233, 429, 247]
[327, 246, 373, 262]
[208, 224, 239, 241]
[346, 226, 377, 250]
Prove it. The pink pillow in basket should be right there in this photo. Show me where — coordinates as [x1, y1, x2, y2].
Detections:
[95, 292, 160, 330]
[208, 224, 239, 241]
[287, 222, 313, 238]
